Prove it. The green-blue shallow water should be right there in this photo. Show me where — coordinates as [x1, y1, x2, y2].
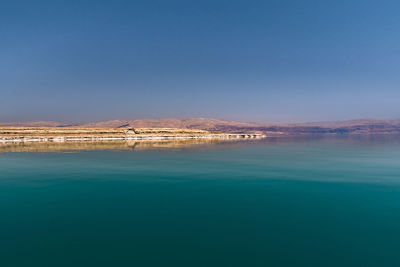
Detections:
[1, 136, 400, 266]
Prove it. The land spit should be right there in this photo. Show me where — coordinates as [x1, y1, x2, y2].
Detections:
[0, 127, 265, 143]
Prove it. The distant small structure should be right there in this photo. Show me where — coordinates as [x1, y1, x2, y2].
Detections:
[126, 128, 137, 134]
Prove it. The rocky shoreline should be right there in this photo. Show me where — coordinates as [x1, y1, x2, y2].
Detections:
[0, 127, 265, 143]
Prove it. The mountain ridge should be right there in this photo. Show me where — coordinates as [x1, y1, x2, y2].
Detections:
[1, 118, 400, 135]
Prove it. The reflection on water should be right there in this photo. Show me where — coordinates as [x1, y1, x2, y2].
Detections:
[0, 139, 248, 153]
[2, 135, 400, 154]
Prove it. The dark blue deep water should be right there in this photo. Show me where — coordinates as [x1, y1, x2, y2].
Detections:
[1, 136, 400, 266]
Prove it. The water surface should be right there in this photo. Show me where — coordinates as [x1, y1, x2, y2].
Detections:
[1, 136, 400, 266]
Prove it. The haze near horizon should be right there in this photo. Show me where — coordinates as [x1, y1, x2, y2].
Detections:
[1, 0, 399, 123]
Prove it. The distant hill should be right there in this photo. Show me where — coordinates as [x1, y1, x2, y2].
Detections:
[0, 121, 75, 127]
[2, 118, 400, 135]
[80, 118, 258, 131]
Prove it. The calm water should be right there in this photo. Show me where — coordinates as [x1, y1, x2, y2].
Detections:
[1, 136, 400, 266]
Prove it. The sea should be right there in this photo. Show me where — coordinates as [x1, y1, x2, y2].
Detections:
[1, 136, 400, 266]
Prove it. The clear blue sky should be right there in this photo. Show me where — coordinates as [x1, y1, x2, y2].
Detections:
[1, 0, 399, 123]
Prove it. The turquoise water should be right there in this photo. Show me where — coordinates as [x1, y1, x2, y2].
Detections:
[1, 136, 400, 266]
